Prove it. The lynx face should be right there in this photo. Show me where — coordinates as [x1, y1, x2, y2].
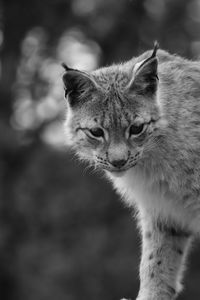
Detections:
[63, 45, 162, 173]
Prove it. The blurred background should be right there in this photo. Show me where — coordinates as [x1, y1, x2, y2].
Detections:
[1, 0, 200, 299]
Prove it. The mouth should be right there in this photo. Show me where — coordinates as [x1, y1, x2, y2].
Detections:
[103, 163, 137, 174]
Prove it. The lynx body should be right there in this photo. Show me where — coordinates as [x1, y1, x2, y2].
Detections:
[62, 46, 200, 299]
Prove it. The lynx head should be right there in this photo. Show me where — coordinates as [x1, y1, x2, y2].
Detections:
[62, 43, 163, 174]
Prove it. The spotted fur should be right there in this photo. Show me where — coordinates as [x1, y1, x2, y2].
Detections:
[63, 46, 200, 299]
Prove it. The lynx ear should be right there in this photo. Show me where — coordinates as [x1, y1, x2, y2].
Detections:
[129, 42, 159, 96]
[62, 63, 97, 106]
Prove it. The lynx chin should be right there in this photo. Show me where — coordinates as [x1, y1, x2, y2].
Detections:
[62, 43, 200, 300]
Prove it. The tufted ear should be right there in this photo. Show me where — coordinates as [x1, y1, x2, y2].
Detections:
[62, 64, 98, 106]
[128, 42, 159, 96]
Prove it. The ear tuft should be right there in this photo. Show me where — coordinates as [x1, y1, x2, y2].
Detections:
[61, 63, 70, 72]
[151, 41, 159, 58]
[61, 63, 79, 73]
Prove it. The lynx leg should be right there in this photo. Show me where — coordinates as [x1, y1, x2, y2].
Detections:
[136, 213, 192, 300]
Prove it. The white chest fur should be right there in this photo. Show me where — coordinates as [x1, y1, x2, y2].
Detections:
[107, 168, 200, 232]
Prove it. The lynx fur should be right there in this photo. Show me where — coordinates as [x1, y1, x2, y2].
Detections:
[62, 44, 200, 299]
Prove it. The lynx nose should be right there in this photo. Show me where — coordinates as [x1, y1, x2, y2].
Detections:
[110, 159, 127, 168]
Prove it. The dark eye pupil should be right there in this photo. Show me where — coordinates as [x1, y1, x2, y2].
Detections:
[90, 128, 104, 138]
[129, 124, 144, 136]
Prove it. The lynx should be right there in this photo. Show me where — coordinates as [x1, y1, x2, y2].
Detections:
[62, 43, 200, 300]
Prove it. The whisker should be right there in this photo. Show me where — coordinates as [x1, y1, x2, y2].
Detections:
[83, 164, 94, 175]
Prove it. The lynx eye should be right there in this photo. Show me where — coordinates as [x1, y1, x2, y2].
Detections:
[89, 127, 104, 138]
[129, 123, 144, 136]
